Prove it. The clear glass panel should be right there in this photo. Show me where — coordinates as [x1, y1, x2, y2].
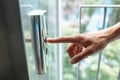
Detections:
[99, 7, 120, 80]
[61, 0, 120, 80]
[79, 7, 105, 80]
[60, 0, 83, 80]
[18, 0, 59, 80]
[78, 7, 120, 80]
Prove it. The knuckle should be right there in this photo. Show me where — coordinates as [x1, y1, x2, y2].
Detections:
[66, 48, 69, 53]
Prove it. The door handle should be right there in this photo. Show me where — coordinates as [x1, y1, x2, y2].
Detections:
[29, 10, 47, 75]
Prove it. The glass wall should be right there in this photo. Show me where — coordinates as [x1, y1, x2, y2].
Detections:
[61, 0, 120, 80]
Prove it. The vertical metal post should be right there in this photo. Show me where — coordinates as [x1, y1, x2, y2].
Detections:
[76, 6, 82, 80]
[118, 65, 120, 80]
[96, 7, 107, 80]
[58, 0, 63, 79]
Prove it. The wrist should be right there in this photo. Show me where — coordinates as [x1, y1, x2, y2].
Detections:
[104, 22, 120, 43]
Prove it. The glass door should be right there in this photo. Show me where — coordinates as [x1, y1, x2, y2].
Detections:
[18, 0, 60, 80]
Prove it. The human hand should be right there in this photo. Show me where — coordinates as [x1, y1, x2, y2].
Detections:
[46, 30, 109, 64]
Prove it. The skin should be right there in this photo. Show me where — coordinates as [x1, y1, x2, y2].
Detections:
[46, 22, 120, 64]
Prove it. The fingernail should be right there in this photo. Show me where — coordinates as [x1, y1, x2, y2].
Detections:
[71, 59, 76, 64]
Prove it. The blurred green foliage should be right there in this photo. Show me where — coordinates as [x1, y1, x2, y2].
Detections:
[62, 0, 120, 80]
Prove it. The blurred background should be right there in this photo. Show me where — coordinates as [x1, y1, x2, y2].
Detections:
[19, 0, 120, 80]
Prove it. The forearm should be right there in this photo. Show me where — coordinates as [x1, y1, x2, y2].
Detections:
[105, 22, 120, 43]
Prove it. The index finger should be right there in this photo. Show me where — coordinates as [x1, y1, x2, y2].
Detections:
[46, 35, 84, 43]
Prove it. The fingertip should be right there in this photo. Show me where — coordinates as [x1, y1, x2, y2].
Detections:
[46, 38, 50, 42]
[46, 38, 55, 43]
[71, 59, 76, 64]
[70, 53, 84, 64]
